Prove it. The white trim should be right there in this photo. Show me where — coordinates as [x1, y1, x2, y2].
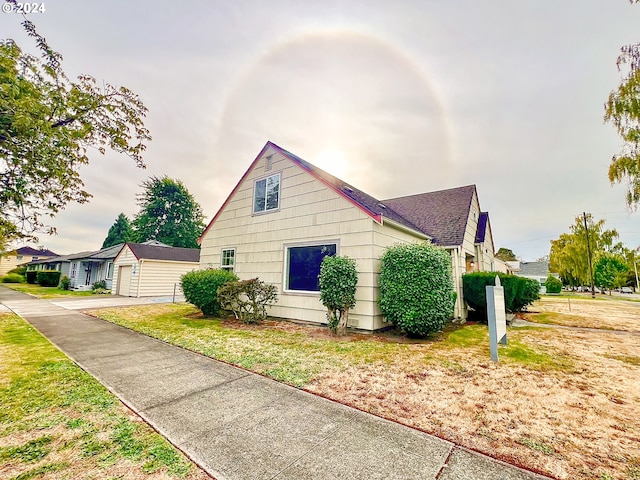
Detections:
[252, 172, 281, 215]
[381, 217, 430, 240]
[282, 239, 340, 294]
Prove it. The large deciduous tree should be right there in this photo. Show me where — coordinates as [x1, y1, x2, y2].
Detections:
[102, 213, 134, 248]
[594, 254, 629, 293]
[549, 214, 622, 286]
[132, 176, 205, 248]
[495, 247, 517, 262]
[0, 13, 150, 247]
[604, 0, 640, 206]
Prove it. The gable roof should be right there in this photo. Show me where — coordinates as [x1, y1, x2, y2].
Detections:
[382, 185, 477, 246]
[124, 243, 200, 262]
[6, 246, 59, 257]
[199, 141, 485, 247]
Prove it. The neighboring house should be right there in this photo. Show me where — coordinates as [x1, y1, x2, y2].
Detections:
[0, 246, 58, 276]
[26, 245, 122, 290]
[516, 260, 556, 294]
[198, 141, 500, 331]
[112, 243, 200, 297]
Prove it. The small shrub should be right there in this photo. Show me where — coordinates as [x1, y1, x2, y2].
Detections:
[545, 275, 562, 294]
[58, 275, 71, 290]
[379, 242, 456, 337]
[319, 256, 358, 335]
[36, 270, 61, 287]
[1, 273, 25, 283]
[181, 269, 238, 315]
[92, 288, 111, 295]
[26, 271, 38, 284]
[8, 266, 27, 276]
[462, 272, 540, 320]
[92, 280, 107, 290]
[217, 278, 278, 323]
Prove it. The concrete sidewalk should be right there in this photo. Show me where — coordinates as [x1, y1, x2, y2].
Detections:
[0, 286, 551, 480]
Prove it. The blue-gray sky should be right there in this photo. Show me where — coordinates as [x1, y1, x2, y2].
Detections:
[2, 0, 639, 260]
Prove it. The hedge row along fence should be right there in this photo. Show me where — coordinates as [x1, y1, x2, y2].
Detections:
[24, 270, 62, 287]
[462, 271, 540, 320]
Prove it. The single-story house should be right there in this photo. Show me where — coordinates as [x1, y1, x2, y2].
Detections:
[514, 260, 557, 294]
[27, 244, 123, 290]
[112, 242, 200, 297]
[198, 141, 500, 331]
[0, 246, 58, 276]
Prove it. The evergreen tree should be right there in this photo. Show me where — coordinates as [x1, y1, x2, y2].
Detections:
[102, 213, 134, 248]
[132, 176, 205, 248]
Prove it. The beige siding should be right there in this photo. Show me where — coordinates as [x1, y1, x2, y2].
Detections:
[137, 260, 199, 297]
[112, 246, 138, 297]
[200, 146, 383, 330]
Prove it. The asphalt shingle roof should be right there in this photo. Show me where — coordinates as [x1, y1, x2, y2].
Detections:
[126, 243, 200, 262]
[381, 185, 477, 246]
[519, 261, 550, 277]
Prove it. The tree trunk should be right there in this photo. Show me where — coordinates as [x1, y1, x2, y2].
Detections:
[337, 309, 349, 336]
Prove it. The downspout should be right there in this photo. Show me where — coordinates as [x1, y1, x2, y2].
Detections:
[137, 259, 143, 297]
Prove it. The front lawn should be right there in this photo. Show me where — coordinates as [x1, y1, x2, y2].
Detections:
[0, 312, 208, 480]
[90, 303, 640, 480]
[2, 283, 95, 298]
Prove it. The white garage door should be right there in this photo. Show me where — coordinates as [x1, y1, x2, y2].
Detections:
[117, 265, 132, 296]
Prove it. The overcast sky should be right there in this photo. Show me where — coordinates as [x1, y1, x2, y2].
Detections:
[2, 1, 639, 261]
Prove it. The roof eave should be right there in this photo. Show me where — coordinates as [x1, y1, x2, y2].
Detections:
[381, 217, 430, 240]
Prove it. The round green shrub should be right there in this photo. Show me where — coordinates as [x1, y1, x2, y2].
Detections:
[1, 273, 25, 283]
[379, 242, 455, 337]
[181, 269, 238, 315]
[544, 275, 562, 294]
[58, 275, 71, 290]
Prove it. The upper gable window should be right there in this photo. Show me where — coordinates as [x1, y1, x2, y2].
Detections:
[253, 173, 280, 214]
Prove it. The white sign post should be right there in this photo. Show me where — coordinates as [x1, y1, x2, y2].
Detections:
[487, 275, 507, 362]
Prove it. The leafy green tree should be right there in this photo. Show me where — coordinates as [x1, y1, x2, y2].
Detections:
[605, 0, 640, 206]
[102, 213, 134, 248]
[318, 255, 358, 335]
[133, 176, 205, 248]
[495, 247, 517, 262]
[549, 214, 621, 286]
[594, 254, 629, 294]
[0, 15, 150, 246]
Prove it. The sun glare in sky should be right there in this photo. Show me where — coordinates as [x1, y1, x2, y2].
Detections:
[315, 148, 349, 179]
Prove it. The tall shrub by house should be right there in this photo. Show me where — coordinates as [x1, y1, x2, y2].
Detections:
[318, 256, 358, 335]
[181, 269, 238, 315]
[25, 271, 38, 284]
[378, 242, 455, 337]
[217, 278, 278, 324]
[462, 272, 540, 320]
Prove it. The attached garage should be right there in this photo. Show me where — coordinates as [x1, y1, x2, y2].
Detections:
[112, 243, 200, 297]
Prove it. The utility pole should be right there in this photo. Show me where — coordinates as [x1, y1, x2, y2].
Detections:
[583, 212, 595, 299]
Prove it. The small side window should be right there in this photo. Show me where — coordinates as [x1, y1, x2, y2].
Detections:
[221, 248, 236, 272]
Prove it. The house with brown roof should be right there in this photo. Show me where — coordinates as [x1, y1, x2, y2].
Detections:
[199, 141, 499, 330]
[112, 242, 200, 297]
[0, 246, 58, 276]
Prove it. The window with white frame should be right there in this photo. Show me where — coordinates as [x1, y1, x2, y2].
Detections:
[106, 262, 114, 279]
[221, 248, 235, 272]
[285, 243, 337, 292]
[253, 173, 280, 214]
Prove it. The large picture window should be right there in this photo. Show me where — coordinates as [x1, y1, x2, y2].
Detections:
[286, 243, 337, 292]
[253, 173, 280, 214]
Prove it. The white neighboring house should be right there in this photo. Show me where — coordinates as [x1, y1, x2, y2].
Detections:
[198, 141, 500, 331]
[112, 242, 200, 297]
[513, 260, 557, 294]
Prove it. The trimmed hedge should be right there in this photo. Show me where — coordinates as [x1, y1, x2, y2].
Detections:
[181, 269, 238, 315]
[36, 270, 61, 287]
[462, 272, 540, 320]
[319, 255, 358, 335]
[25, 271, 38, 284]
[379, 242, 456, 337]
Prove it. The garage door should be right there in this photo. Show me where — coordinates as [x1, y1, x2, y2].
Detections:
[117, 265, 132, 296]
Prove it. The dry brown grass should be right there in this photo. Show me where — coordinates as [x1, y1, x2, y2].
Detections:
[525, 296, 640, 332]
[92, 299, 640, 480]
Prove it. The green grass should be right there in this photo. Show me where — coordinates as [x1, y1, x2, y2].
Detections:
[2, 282, 95, 298]
[0, 312, 200, 479]
[90, 304, 574, 388]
